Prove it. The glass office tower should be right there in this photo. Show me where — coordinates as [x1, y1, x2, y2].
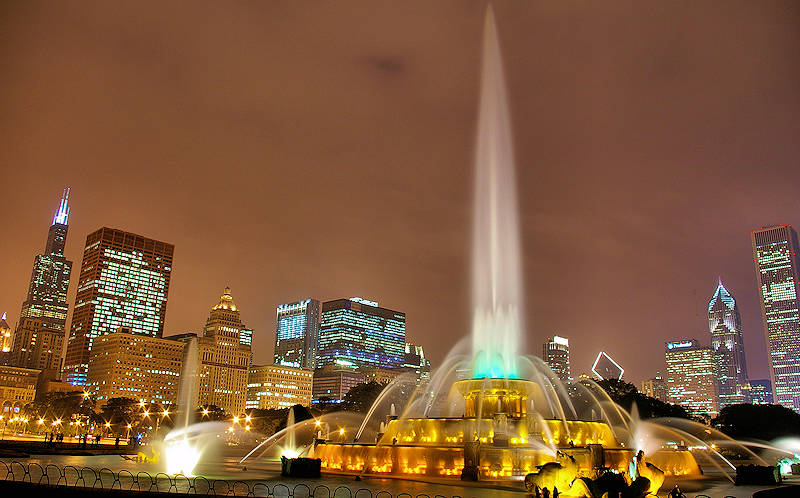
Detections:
[708, 278, 748, 407]
[317, 298, 406, 370]
[751, 225, 800, 411]
[542, 335, 571, 382]
[274, 298, 321, 369]
[63, 227, 174, 386]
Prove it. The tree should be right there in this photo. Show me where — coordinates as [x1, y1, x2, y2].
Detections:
[712, 404, 800, 441]
[101, 397, 139, 425]
[595, 379, 690, 420]
[341, 382, 387, 413]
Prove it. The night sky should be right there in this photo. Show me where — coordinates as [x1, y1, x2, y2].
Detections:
[2, 1, 800, 383]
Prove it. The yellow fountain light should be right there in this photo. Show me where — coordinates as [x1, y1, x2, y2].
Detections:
[339, 428, 345, 436]
[245, 425, 251, 431]
[163, 409, 170, 417]
[139, 400, 146, 408]
[37, 418, 44, 425]
[105, 422, 111, 428]
[232, 416, 240, 424]
[164, 438, 201, 476]
[315, 419, 321, 427]
[82, 391, 90, 399]
[127, 424, 132, 429]
[202, 408, 209, 416]
[143, 410, 150, 418]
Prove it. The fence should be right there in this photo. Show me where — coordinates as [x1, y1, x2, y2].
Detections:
[0, 460, 728, 497]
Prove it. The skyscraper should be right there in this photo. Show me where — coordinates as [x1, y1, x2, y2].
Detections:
[18, 188, 73, 332]
[640, 372, 667, 403]
[0, 314, 12, 354]
[707, 278, 748, 407]
[63, 228, 174, 386]
[195, 287, 251, 415]
[542, 335, 571, 382]
[11, 317, 64, 372]
[751, 225, 800, 410]
[665, 340, 719, 416]
[317, 297, 406, 371]
[274, 299, 321, 369]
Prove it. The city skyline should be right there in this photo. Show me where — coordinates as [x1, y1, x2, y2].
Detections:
[3, 2, 800, 383]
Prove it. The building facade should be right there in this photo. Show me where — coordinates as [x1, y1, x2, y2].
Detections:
[312, 363, 365, 402]
[0, 315, 11, 354]
[63, 228, 174, 386]
[0, 365, 40, 414]
[665, 340, 719, 416]
[246, 364, 313, 409]
[317, 298, 406, 371]
[195, 288, 251, 415]
[11, 317, 64, 372]
[743, 379, 774, 405]
[640, 372, 668, 403]
[18, 188, 73, 332]
[543, 335, 571, 382]
[751, 225, 800, 411]
[404, 343, 431, 383]
[86, 329, 184, 405]
[274, 299, 321, 369]
[708, 279, 748, 407]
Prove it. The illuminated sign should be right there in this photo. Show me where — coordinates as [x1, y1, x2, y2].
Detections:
[666, 341, 695, 350]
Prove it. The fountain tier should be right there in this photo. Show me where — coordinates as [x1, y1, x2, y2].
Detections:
[312, 378, 699, 479]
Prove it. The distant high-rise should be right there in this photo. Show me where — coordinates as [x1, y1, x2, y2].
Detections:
[274, 299, 321, 369]
[542, 335, 571, 382]
[665, 340, 719, 416]
[743, 379, 774, 405]
[404, 342, 431, 383]
[195, 287, 251, 415]
[0, 314, 12, 354]
[63, 228, 174, 386]
[640, 372, 668, 403]
[11, 317, 64, 372]
[707, 278, 748, 407]
[19, 188, 73, 332]
[317, 297, 406, 371]
[751, 225, 800, 411]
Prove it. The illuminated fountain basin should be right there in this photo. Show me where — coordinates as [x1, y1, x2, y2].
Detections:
[311, 379, 699, 479]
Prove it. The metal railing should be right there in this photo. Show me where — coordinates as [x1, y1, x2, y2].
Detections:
[0, 460, 738, 497]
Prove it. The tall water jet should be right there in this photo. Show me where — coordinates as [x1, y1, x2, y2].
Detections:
[177, 335, 199, 429]
[164, 335, 200, 475]
[471, 6, 524, 379]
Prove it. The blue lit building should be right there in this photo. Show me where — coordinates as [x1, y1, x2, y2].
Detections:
[274, 299, 321, 369]
[708, 278, 748, 407]
[317, 297, 406, 371]
[751, 225, 800, 411]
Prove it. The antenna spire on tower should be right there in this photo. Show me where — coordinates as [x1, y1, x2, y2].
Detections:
[52, 187, 70, 225]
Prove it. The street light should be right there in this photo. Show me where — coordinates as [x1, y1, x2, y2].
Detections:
[232, 415, 240, 424]
[201, 408, 209, 417]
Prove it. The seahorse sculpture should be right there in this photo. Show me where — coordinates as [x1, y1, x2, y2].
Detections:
[631, 450, 665, 495]
[524, 452, 592, 497]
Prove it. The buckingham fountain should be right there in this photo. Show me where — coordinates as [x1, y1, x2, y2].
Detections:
[237, 9, 711, 494]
